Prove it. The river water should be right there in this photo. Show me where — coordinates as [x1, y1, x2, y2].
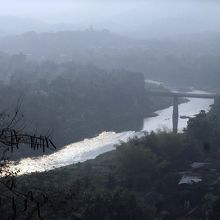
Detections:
[9, 90, 214, 175]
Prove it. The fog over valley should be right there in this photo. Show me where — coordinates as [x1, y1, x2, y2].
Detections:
[0, 1, 220, 219]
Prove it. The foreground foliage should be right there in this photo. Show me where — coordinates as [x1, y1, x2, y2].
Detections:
[4, 98, 219, 219]
[0, 111, 55, 220]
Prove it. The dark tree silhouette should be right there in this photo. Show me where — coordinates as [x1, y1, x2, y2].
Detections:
[0, 108, 55, 220]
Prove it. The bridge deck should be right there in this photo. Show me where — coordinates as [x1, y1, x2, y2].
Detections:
[147, 90, 218, 133]
[148, 91, 218, 99]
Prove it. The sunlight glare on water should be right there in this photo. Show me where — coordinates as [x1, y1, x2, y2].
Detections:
[10, 131, 136, 175]
[9, 90, 214, 175]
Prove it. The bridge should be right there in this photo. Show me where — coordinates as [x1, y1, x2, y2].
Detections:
[149, 91, 218, 133]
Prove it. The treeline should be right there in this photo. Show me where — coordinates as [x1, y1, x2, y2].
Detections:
[0, 30, 220, 89]
[10, 98, 220, 219]
[0, 53, 171, 157]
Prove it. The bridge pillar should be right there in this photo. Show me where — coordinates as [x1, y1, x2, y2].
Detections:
[172, 95, 179, 134]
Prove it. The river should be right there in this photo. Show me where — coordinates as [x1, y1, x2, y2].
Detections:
[9, 90, 214, 175]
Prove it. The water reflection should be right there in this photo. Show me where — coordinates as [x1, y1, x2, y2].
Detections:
[9, 90, 214, 175]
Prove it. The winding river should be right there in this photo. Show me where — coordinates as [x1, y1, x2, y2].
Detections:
[10, 90, 214, 175]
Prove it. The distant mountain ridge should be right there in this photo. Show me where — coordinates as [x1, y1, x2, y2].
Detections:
[0, 29, 145, 61]
[0, 29, 220, 88]
[0, 16, 81, 37]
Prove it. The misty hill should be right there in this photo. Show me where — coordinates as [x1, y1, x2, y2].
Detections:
[0, 16, 79, 36]
[0, 30, 142, 59]
[0, 30, 220, 88]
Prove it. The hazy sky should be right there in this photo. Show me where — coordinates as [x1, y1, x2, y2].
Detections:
[0, 0, 220, 38]
[0, 0, 218, 22]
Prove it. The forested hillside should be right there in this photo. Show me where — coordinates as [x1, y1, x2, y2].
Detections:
[0, 53, 171, 158]
[1, 1, 220, 219]
[6, 98, 220, 220]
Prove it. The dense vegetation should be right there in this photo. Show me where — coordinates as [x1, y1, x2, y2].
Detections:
[4, 98, 219, 219]
[1, 28, 219, 220]
[0, 52, 171, 158]
[0, 5, 220, 220]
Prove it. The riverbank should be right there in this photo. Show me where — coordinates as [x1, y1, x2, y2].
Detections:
[11, 99, 220, 219]
[7, 90, 213, 176]
[143, 90, 213, 132]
